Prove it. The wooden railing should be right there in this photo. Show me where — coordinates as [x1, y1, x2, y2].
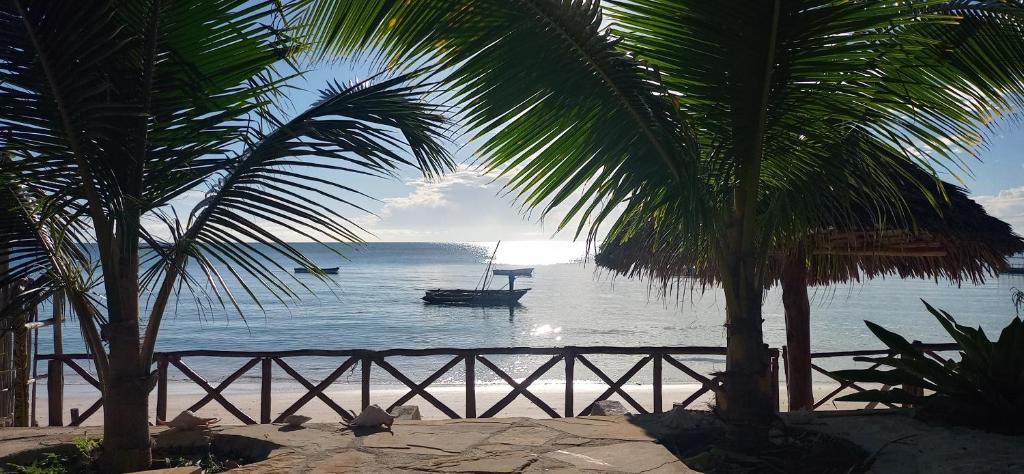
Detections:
[797, 342, 959, 410]
[36, 346, 781, 426]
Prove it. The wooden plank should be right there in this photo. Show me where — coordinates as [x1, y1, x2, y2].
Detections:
[809, 362, 896, 410]
[361, 357, 371, 410]
[575, 354, 650, 415]
[676, 385, 710, 409]
[150, 346, 735, 358]
[68, 398, 102, 427]
[810, 343, 957, 358]
[375, 358, 461, 419]
[170, 358, 255, 425]
[652, 354, 663, 413]
[386, 356, 463, 411]
[48, 292, 63, 427]
[564, 349, 575, 418]
[770, 352, 780, 413]
[662, 355, 715, 387]
[156, 357, 168, 422]
[64, 359, 101, 390]
[477, 355, 562, 418]
[47, 360, 63, 426]
[273, 357, 356, 422]
[261, 358, 272, 424]
[189, 357, 260, 411]
[465, 356, 476, 418]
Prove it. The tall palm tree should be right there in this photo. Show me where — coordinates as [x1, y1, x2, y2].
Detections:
[305, 0, 1024, 435]
[0, 0, 452, 470]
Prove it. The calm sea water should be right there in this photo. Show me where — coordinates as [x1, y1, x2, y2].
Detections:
[36, 241, 1024, 387]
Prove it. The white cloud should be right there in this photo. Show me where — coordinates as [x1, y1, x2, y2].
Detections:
[975, 186, 1024, 235]
[355, 165, 619, 242]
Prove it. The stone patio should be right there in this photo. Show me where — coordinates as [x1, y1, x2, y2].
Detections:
[2, 411, 1022, 473]
[0, 415, 694, 473]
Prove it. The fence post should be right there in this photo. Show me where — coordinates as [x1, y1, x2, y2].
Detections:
[48, 291, 64, 426]
[12, 281, 31, 426]
[564, 347, 575, 417]
[770, 349, 780, 413]
[361, 354, 371, 410]
[465, 355, 476, 418]
[156, 356, 168, 422]
[902, 341, 925, 407]
[261, 357, 272, 424]
[653, 352, 663, 413]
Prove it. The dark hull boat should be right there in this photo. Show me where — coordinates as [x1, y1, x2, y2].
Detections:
[294, 267, 339, 275]
[422, 242, 533, 306]
[422, 288, 529, 305]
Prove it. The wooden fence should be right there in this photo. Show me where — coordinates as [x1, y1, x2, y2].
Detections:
[795, 342, 959, 410]
[36, 346, 780, 426]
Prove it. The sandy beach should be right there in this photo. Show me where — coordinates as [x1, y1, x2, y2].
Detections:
[31, 381, 873, 427]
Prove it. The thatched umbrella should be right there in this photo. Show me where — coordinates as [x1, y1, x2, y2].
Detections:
[596, 170, 1024, 410]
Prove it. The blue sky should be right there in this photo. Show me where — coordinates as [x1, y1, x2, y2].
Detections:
[199, 58, 1024, 243]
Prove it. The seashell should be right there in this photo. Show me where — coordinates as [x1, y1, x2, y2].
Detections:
[283, 414, 312, 427]
[346, 404, 396, 428]
[164, 410, 220, 430]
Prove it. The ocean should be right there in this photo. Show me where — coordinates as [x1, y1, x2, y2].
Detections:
[34, 241, 1024, 389]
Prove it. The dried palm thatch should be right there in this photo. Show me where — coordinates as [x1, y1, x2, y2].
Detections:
[597, 168, 1024, 289]
[596, 164, 1023, 411]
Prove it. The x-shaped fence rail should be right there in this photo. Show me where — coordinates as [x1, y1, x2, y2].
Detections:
[36, 342, 959, 426]
[37, 346, 781, 425]
[799, 342, 959, 410]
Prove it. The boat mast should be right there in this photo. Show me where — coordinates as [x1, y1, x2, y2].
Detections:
[477, 241, 500, 290]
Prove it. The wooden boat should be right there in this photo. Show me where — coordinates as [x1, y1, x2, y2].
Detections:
[422, 242, 533, 306]
[422, 288, 530, 305]
[294, 267, 339, 275]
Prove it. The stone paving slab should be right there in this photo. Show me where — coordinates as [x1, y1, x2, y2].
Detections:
[5, 411, 1021, 473]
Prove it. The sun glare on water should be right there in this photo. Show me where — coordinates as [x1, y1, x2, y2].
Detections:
[474, 240, 591, 266]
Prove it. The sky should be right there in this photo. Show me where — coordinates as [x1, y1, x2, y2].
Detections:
[165, 58, 1024, 243]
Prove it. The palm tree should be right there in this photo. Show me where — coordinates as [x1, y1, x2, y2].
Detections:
[304, 0, 1024, 436]
[0, 0, 452, 470]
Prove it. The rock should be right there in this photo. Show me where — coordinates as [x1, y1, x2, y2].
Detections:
[785, 409, 816, 425]
[282, 415, 311, 427]
[391, 405, 421, 421]
[346, 404, 395, 428]
[153, 429, 213, 453]
[659, 408, 723, 431]
[589, 400, 629, 416]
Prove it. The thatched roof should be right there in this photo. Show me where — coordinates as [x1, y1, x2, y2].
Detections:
[596, 171, 1024, 287]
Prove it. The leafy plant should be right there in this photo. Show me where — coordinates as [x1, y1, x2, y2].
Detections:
[72, 435, 101, 460]
[835, 300, 1024, 434]
[9, 453, 72, 474]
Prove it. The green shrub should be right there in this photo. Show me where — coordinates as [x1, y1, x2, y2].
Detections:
[835, 300, 1024, 434]
[9, 453, 69, 474]
[72, 435, 100, 460]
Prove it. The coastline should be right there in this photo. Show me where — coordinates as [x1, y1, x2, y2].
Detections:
[32, 381, 868, 427]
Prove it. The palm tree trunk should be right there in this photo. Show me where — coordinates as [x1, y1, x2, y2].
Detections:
[781, 253, 813, 411]
[100, 235, 151, 471]
[719, 254, 775, 442]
